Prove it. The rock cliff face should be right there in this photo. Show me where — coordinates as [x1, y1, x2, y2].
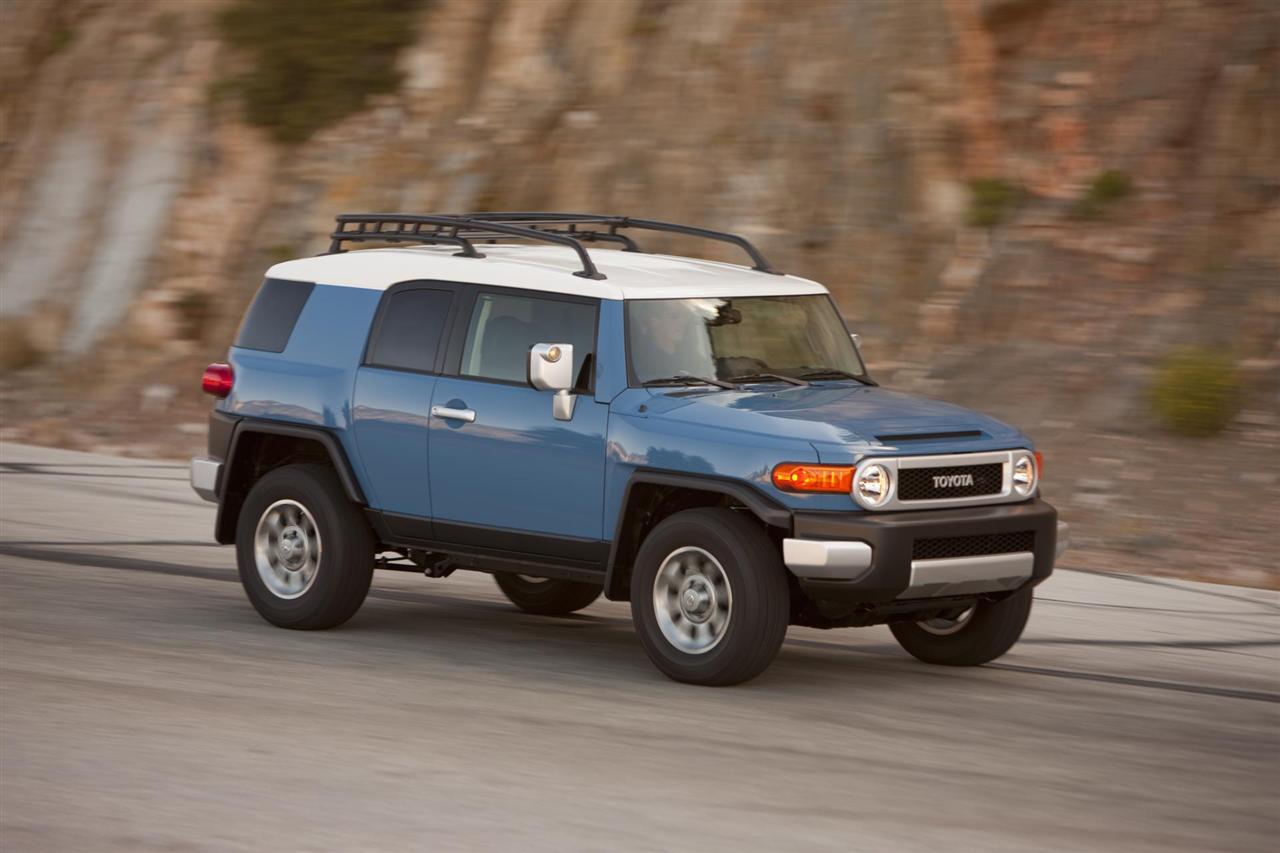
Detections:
[1, 0, 1277, 584]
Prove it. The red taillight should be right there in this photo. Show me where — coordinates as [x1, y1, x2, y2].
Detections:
[1034, 451, 1044, 476]
[201, 363, 234, 398]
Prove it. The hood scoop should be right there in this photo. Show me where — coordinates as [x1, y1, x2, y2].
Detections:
[876, 429, 985, 443]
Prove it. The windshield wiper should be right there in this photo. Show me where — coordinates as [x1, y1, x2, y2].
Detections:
[796, 367, 877, 386]
[642, 374, 740, 391]
[729, 372, 810, 387]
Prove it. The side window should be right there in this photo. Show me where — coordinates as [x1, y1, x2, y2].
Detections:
[235, 278, 314, 352]
[365, 288, 453, 373]
[460, 292, 596, 389]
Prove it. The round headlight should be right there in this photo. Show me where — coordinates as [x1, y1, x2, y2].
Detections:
[855, 463, 893, 508]
[1012, 452, 1037, 496]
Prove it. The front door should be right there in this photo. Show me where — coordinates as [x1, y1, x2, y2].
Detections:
[428, 289, 607, 564]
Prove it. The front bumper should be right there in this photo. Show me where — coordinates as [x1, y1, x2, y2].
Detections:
[784, 499, 1062, 605]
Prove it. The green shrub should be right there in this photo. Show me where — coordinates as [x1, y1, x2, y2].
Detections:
[1149, 347, 1241, 437]
[47, 24, 75, 56]
[1072, 169, 1132, 219]
[967, 178, 1020, 228]
[216, 0, 426, 144]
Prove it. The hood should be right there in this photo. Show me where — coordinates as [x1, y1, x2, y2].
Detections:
[639, 383, 1024, 454]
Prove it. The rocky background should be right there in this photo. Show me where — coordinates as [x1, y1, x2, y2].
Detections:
[1, 0, 1276, 586]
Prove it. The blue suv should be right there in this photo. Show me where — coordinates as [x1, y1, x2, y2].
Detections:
[192, 213, 1068, 685]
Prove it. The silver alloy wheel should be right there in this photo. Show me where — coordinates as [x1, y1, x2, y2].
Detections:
[918, 606, 976, 636]
[254, 499, 322, 600]
[652, 546, 732, 655]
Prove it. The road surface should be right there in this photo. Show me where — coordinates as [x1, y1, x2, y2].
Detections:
[1, 442, 1277, 852]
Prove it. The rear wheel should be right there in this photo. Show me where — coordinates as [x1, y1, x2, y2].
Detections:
[630, 508, 789, 686]
[493, 573, 602, 616]
[889, 589, 1033, 666]
[235, 464, 375, 630]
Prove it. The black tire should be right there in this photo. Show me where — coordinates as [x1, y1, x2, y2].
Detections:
[235, 463, 375, 630]
[630, 508, 789, 686]
[493, 573, 602, 616]
[889, 589, 1033, 666]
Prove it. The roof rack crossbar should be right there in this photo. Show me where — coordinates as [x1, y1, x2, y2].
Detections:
[330, 215, 484, 258]
[329, 213, 604, 279]
[455, 224, 640, 251]
[571, 230, 641, 251]
[461, 212, 780, 274]
[623, 217, 778, 274]
[328, 229, 486, 258]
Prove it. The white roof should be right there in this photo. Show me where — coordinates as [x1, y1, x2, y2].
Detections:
[265, 244, 828, 300]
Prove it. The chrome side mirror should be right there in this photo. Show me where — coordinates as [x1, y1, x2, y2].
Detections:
[529, 342, 576, 421]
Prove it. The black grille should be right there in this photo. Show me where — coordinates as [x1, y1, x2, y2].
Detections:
[912, 531, 1035, 561]
[898, 463, 1003, 501]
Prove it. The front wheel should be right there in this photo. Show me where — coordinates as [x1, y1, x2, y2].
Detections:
[493, 573, 602, 616]
[889, 588, 1033, 666]
[630, 508, 789, 686]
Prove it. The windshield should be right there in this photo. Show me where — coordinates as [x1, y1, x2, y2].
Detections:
[627, 295, 867, 386]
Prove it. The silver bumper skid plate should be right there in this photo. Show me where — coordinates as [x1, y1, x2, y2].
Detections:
[784, 521, 1070, 597]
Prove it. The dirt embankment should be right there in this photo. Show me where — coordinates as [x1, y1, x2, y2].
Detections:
[1, 0, 1276, 586]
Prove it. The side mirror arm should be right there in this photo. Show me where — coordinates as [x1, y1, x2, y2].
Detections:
[552, 389, 577, 421]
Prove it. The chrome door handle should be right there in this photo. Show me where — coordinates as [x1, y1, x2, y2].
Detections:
[430, 405, 476, 423]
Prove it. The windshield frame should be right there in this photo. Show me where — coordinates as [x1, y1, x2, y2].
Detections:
[623, 293, 871, 389]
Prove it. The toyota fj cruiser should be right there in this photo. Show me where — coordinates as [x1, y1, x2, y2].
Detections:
[192, 213, 1068, 685]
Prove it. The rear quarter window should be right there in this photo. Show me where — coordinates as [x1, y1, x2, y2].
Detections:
[235, 278, 315, 352]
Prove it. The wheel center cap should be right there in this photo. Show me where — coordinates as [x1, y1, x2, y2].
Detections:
[679, 577, 714, 623]
[279, 526, 306, 569]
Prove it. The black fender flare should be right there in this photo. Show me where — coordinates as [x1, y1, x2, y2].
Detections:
[602, 469, 793, 600]
[214, 418, 366, 543]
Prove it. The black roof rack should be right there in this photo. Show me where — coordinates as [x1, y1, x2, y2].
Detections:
[327, 213, 782, 281]
[329, 214, 605, 279]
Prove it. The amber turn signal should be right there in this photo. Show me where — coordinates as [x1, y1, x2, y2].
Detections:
[771, 463, 855, 493]
[1034, 451, 1043, 476]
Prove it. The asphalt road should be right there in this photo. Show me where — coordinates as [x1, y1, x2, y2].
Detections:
[1, 442, 1277, 852]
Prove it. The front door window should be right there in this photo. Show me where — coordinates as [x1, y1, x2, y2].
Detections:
[460, 292, 595, 390]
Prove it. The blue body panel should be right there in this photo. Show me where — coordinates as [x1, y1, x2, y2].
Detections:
[223, 284, 381, 496]
[351, 367, 437, 516]
[428, 378, 609, 540]
[600, 385, 1032, 521]
[603, 387, 827, 521]
[223, 282, 1035, 553]
[592, 299, 629, 404]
